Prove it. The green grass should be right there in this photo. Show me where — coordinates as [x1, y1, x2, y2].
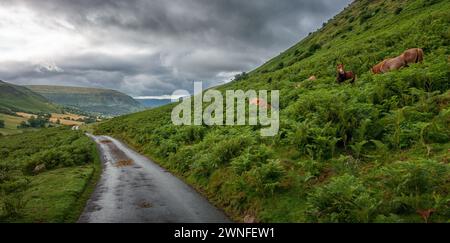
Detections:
[62, 142, 102, 223]
[0, 114, 28, 135]
[0, 127, 100, 222]
[95, 0, 450, 223]
[18, 166, 95, 223]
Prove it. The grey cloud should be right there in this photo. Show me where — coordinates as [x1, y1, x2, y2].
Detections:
[0, 0, 353, 96]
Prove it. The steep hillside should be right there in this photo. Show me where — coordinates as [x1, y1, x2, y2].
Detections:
[27, 85, 143, 117]
[95, 0, 450, 223]
[0, 81, 60, 114]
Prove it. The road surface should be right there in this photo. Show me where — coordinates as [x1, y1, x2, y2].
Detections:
[78, 135, 231, 223]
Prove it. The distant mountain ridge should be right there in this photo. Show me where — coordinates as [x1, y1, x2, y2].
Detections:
[0, 80, 60, 114]
[27, 85, 143, 116]
[136, 98, 173, 108]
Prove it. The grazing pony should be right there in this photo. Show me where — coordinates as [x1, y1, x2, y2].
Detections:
[372, 55, 406, 74]
[295, 75, 317, 88]
[372, 48, 424, 74]
[336, 64, 356, 84]
[250, 98, 271, 109]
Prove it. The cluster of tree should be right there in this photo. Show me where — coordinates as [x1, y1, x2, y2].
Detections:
[63, 116, 96, 124]
[83, 117, 97, 124]
[18, 116, 49, 128]
[233, 72, 248, 82]
[0, 107, 16, 116]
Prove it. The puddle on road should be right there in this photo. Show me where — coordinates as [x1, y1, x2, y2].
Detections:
[137, 200, 153, 208]
[115, 159, 134, 167]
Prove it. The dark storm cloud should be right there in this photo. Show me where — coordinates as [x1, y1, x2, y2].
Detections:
[0, 0, 353, 96]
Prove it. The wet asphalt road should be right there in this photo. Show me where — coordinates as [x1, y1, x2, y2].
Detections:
[78, 135, 231, 223]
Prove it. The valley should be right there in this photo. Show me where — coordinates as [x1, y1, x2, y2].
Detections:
[27, 85, 144, 117]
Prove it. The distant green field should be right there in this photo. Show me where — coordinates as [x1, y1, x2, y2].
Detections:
[0, 127, 101, 222]
[0, 114, 28, 135]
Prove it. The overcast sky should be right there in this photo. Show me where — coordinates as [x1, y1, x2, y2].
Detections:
[0, 0, 352, 97]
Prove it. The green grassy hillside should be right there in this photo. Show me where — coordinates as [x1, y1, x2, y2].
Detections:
[0, 128, 100, 222]
[27, 85, 143, 117]
[0, 81, 60, 114]
[95, 0, 450, 223]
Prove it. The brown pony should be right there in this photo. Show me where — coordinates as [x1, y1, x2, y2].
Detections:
[336, 64, 356, 84]
[250, 98, 271, 109]
[372, 48, 424, 74]
[372, 55, 406, 74]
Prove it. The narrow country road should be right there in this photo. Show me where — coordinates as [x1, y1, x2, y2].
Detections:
[78, 135, 231, 223]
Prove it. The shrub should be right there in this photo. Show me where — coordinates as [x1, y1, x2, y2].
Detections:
[423, 108, 450, 143]
[348, 16, 355, 23]
[422, 0, 442, 7]
[275, 62, 284, 71]
[374, 214, 404, 223]
[372, 159, 450, 218]
[0, 164, 12, 183]
[306, 174, 380, 223]
[360, 13, 372, 24]
[230, 145, 273, 174]
[0, 120, 4, 128]
[157, 140, 178, 158]
[234, 72, 248, 82]
[377, 159, 448, 196]
[299, 159, 326, 182]
[27, 116, 48, 128]
[190, 154, 217, 178]
[0, 107, 15, 115]
[0, 148, 9, 159]
[17, 121, 29, 129]
[1, 193, 28, 218]
[308, 43, 322, 53]
[0, 177, 30, 218]
[23, 142, 93, 175]
[246, 159, 286, 196]
[176, 126, 206, 144]
[212, 135, 253, 165]
[168, 146, 196, 173]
